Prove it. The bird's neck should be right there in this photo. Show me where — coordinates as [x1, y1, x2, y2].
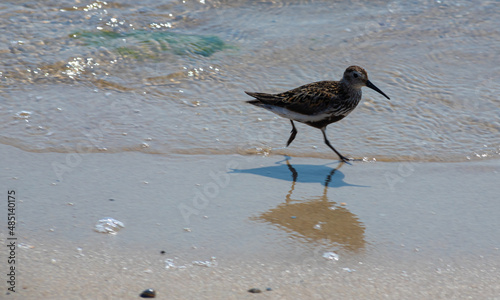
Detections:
[340, 81, 363, 101]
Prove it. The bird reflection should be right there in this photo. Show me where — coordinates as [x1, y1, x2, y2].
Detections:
[234, 157, 366, 251]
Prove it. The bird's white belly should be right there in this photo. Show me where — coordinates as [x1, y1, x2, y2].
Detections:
[265, 106, 339, 123]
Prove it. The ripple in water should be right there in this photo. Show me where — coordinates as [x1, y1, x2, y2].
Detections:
[0, 0, 499, 162]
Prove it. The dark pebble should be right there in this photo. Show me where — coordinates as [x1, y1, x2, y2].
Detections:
[248, 288, 261, 293]
[266, 287, 272, 291]
[140, 288, 156, 298]
[160, 250, 166, 254]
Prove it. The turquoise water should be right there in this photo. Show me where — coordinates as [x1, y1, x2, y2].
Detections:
[1, 0, 499, 161]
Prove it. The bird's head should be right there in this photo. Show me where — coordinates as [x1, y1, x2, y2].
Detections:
[342, 66, 390, 100]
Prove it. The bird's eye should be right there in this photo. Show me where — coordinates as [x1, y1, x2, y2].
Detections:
[353, 73, 359, 78]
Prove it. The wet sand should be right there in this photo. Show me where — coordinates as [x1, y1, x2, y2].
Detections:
[1, 143, 499, 299]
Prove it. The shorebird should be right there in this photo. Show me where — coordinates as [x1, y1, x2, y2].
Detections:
[245, 66, 390, 162]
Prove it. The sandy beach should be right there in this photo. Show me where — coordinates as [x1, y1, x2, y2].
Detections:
[2, 143, 499, 299]
[1, 1, 499, 298]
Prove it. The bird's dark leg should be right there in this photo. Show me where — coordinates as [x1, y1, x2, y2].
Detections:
[286, 120, 298, 147]
[321, 127, 350, 162]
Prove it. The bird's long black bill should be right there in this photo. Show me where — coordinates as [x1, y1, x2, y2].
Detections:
[366, 80, 390, 100]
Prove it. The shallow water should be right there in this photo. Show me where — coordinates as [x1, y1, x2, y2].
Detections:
[1, 0, 499, 161]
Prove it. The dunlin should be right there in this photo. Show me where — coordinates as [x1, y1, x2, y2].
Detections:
[246, 66, 390, 162]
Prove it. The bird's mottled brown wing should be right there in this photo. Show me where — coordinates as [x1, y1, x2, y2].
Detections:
[246, 81, 344, 115]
